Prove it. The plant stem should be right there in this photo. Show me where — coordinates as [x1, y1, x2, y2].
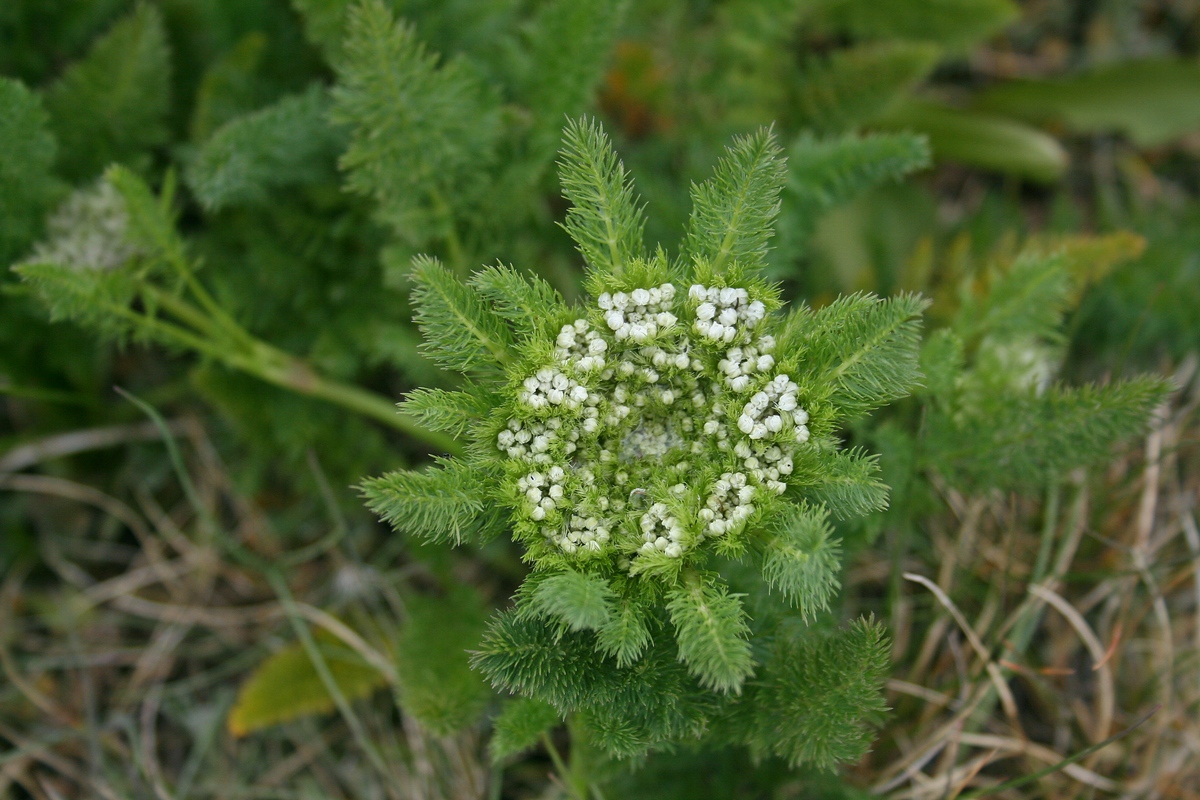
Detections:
[541, 732, 587, 800]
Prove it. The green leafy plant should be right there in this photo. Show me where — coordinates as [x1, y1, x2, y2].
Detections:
[363, 118, 924, 765]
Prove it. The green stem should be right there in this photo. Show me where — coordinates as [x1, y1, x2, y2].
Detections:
[541, 732, 587, 800]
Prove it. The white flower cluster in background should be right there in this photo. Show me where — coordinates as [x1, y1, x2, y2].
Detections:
[554, 319, 608, 372]
[737, 375, 807, 441]
[26, 180, 142, 272]
[689, 284, 765, 343]
[598, 284, 678, 341]
[701, 472, 755, 537]
[498, 279, 813, 568]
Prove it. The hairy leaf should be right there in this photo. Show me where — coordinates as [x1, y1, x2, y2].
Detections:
[0, 78, 60, 265]
[667, 579, 754, 694]
[489, 697, 561, 762]
[532, 569, 617, 632]
[359, 458, 488, 544]
[410, 255, 513, 375]
[763, 504, 842, 619]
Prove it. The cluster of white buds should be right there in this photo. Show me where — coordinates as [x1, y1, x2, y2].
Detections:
[734, 441, 794, 495]
[737, 374, 807, 441]
[497, 418, 579, 463]
[519, 367, 590, 411]
[518, 467, 566, 521]
[553, 513, 613, 554]
[554, 319, 608, 372]
[598, 284, 678, 342]
[701, 472, 756, 537]
[638, 502, 686, 558]
[718, 336, 776, 392]
[27, 180, 143, 273]
[689, 285, 766, 343]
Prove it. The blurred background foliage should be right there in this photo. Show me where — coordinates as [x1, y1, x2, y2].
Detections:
[2, 0, 1200, 798]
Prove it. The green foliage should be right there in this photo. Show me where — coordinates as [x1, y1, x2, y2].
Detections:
[805, 0, 1019, 49]
[0, 78, 60, 264]
[400, 385, 494, 438]
[763, 503, 842, 619]
[228, 633, 388, 736]
[559, 117, 646, 279]
[683, 127, 786, 275]
[667, 579, 755, 694]
[332, 0, 501, 245]
[878, 99, 1067, 183]
[512, 0, 626, 167]
[43, 4, 171, 180]
[394, 588, 491, 735]
[187, 85, 345, 211]
[743, 617, 890, 770]
[596, 599, 653, 668]
[794, 41, 940, 133]
[791, 448, 889, 520]
[409, 254, 513, 374]
[977, 58, 1200, 148]
[490, 698, 560, 761]
[359, 458, 490, 544]
[469, 264, 566, 341]
[531, 570, 617, 632]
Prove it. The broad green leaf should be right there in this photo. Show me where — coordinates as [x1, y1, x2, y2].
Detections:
[228, 633, 387, 736]
[877, 99, 1067, 183]
[976, 58, 1200, 148]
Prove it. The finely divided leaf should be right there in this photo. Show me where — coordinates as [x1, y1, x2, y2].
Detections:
[596, 599, 653, 667]
[763, 503, 842, 619]
[746, 617, 890, 770]
[532, 570, 617, 632]
[44, 5, 171, 181]
[559, 118, 646, 279]
[470, 264, 566, 341]
[684, 127, 786, 275]
[0, 79, 60, 265]
[332, 0, 500, 243]
[490, 698, 561, 762]
[359, 458, 488, 544]
[400, 385, 494, 438]
[410, 255, 513, 374]
[187, 85, 345, 211]
[791, 447, 889, 520]
[667, 579, 754, 694]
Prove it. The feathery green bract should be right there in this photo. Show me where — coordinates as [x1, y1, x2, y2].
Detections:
[532, 570, 617, 632]
[791, 448, 889, 519]
[489, 698, 560, 762]
[0, 78, 60, 265]
[558, 117, 646, 280]
[763, 503, 842, 619]
[187, 85, 346, 211]
[745, 617, 890, 770]
[400, 385, 494, 438]
[667, 580, 754, 694]
[514, 0, 626, 167]
[596, 600, 653, 668]
[359, 458, 488, 544]
[795, 41, 940, 133]
[930, 376, 1172, 490]
[332, 0, 501, 244]
[394, 588, 491, 735]
[956, 252, 1072, 347]
[43, 4, 171, 181]
[917, 328, 965, 399]
[683, 127, 786, 275]
[469, 264, 565, 341]
[409, 255, 513, 375]
[806, 0, 1019, 49]
[787, 293, 929, 416]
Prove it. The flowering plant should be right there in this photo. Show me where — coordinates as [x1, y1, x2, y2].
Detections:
[363, 119, 925, 763]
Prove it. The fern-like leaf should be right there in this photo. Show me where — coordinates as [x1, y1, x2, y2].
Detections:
[558, 117, 646, 281]
[667, 578, 754, 694]
[410, 255, 513, 375]
[359, 458, 489, 544]
[683, 126, 786, 275]
[763, 503, 842, 619]
[532, 569, 617, 632]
